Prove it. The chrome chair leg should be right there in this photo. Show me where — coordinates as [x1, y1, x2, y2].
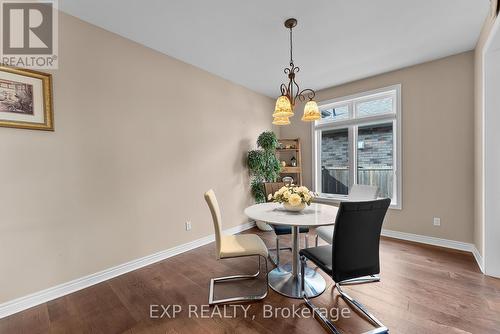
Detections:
[276, 237, 280, 265]
[300, 255, 306, 294]
[209, 255, 268, 305]
[268, 235, 292, 266]
[300, 256, 388, 334]
[336, 283, 388, 333]
[339, 275, 380, 285]
[269, 231, 310, 267]
[301, 255, 341, 334]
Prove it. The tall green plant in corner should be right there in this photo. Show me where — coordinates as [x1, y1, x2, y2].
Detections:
[247, 131, 282, 203]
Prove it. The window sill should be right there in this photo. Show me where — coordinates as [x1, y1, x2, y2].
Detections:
[313, 196, 402, 210]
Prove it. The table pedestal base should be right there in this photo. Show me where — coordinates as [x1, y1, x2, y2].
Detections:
[268, 263, 326, 298]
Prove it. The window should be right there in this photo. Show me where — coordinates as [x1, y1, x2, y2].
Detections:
[321, 104, 349, 121]
[313, 85, 402, 208]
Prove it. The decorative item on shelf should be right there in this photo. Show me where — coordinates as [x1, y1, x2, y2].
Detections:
[276, 138, 302, 185]
[272, 18, 320, 126]
[281, 161, 287, 167]
[269, 184, 315, 212]
[290, 156, 297, 167]
[247, 131, 282, 231]
[282, 176, 294, 185]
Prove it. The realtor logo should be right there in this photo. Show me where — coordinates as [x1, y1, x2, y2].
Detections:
[0, 0, 58, 69]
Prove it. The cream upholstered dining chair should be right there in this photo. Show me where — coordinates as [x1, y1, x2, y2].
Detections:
[204, 189, 269, 305]
[315, 184, 379, 245]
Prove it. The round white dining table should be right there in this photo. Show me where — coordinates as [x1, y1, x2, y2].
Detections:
[244, 202, 338, 299]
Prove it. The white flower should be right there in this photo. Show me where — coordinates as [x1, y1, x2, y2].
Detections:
[289, 193, 302, 206]
[298, 186, 309, 194]
[268, 193, 273, 201]
[283, 190, 291, 199]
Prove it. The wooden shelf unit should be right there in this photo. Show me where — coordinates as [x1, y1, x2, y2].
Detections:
[276, 148, 300, 152]
[276, 138, 303, 185]
[281, 166, 301, 173]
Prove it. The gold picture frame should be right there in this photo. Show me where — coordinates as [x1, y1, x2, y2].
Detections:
[0, 65, 53, 131]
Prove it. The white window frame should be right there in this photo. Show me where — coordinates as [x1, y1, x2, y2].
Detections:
[312, 84, 402, 209]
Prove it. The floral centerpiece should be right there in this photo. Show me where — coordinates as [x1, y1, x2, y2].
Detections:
[269, 185, 315, 212]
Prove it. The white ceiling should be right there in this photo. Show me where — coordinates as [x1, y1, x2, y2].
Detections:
[59, 0, 490, 97]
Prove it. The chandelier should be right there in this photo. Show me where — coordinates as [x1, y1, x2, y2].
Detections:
[272, 18, 320, 125]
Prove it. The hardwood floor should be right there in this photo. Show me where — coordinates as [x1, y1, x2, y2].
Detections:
[1, 228, 500, 334]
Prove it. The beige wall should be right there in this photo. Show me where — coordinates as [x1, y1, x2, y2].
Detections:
[281, 52, 475, 243]
[0, 13, 274, 303]
[474, 1, 498, 257]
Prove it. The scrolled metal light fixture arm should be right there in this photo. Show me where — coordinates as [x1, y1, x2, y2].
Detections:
[279, 18, 316, 108]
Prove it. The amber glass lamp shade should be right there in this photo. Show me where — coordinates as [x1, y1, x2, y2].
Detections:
[272, 116, 290, 125]
[273, 95, 294, 117]
[301, 100, 321, 121]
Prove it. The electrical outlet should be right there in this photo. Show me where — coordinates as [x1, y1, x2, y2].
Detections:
[185, 221, 192, 231]
[433, 217, 441, 226]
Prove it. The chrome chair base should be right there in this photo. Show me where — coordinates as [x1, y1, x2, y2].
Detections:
[338, 275, 380, 285]
[303, 296, 342, 334]
[335, 283, 386, 331]
[300, 256, 388, 334]
[209, 255, 268, 305]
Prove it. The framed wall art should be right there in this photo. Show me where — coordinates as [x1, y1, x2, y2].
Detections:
[0, 66, 53, 131]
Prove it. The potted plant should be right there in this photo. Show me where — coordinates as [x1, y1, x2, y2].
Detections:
[247, 131, 282, 230]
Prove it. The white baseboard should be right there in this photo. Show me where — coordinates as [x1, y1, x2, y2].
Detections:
[1, 223, 485, 319]
[381, 229, 473, 252]
[381, 229, 484, 273]
[0, 221, 255, 319]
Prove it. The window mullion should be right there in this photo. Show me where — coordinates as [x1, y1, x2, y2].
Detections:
[314, 113, 396, 130]
[348, 125, 357, 189]
[316, 129, 322, 192]
[392, 119, 398, 204]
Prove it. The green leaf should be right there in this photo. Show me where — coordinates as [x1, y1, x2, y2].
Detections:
[257, 131, 279, 151]
[247, 131, 282, 203]
[251, 178, 266, 203]
[247, 150, 264, 173]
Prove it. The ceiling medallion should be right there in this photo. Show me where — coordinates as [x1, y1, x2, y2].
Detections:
[272, 18, 320, 125]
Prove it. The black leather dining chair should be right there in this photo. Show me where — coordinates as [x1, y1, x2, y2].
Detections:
[299, 198, 391, 334]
